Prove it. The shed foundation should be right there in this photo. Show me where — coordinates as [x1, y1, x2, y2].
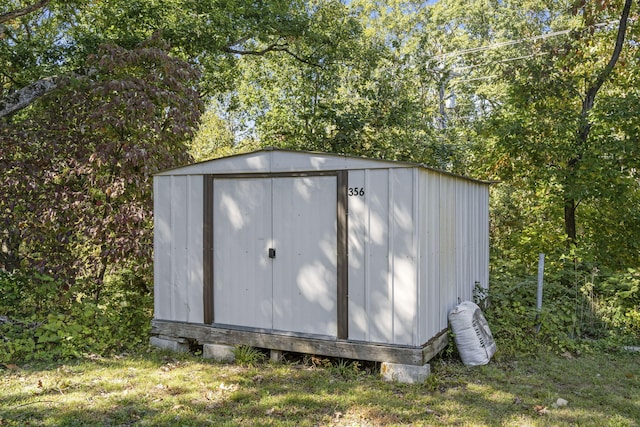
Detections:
[151, 320, 449, 366]
[149, 336, 189, 353]
[203, 343, 235, 362]
[270, 349, 284, 363]
[380, 362, 431, 384]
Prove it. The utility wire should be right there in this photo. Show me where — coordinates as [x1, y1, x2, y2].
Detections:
[453, 51, 550, 76]
[437, 20, 622, 83]
[432, 20, 618, 62]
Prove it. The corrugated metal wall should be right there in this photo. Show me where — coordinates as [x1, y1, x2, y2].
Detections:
[212, 178, 273, 329]
[419, 169, 441, 345]
[154, 175, 204, 323]
[347, 168, 489, 347]
[417, 172, 490, 344]
[347, 168, 419, 346]
[212, 176, 338, 336]
[271, 176, 338, 336]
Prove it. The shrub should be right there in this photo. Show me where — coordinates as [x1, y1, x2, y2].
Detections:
[0, 269, 152, 363]
[483, 263, 640, 358]
[589, 269, 640, 339]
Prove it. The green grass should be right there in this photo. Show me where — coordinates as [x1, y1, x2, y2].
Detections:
[1, 348, 638, 426]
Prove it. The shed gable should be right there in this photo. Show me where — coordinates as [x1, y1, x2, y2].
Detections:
[156, 149, 417, 176]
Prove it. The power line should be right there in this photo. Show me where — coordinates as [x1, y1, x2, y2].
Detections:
[432, 20, 618, 62]
[433, 20, 621, 83]
[454, 51, 549, 73]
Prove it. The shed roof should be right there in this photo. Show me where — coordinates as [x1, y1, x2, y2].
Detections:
[155, 148, 491, 185]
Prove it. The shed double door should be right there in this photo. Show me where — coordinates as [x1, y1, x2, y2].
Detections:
[212, 175, 338, 337]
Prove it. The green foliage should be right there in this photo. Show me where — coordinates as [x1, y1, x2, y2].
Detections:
[68, 0, 315, 96]
[232, 345, 266, 366]
[3, 0, 640, 370]
[474, 0, 640, 267]
[589, 269, 640, 338]
[189, 109, 237, 161]
[0, 1, 87, 92]
[226, 0, 468, 166]
[0, 270, 59, 318]
[1, 38, 203, 290]
[484, 258, 640, 358]
[0, 270, 152, 364]
[328, 358, 363, 379]
[188, 105, 263, 162]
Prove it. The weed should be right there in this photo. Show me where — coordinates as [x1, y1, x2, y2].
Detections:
[329, 358, 361, 379]
[232, 345, 266, 366]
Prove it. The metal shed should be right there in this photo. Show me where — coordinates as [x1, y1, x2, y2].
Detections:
[150, 148, 490, 366]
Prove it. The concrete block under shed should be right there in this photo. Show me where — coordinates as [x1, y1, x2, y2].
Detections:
[270, 349, 284, 363]
[381, 362, 431, 384]
[203, 343, 235, 362]
[150, 336, 189, 353]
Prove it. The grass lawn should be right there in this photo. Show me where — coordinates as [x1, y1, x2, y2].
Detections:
[1, 347, 638, 426]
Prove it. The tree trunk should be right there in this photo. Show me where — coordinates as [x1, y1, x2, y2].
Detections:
[563, 0, 633, 244]
[564, 198, 577, 243]
[0, 228, 21, 272]
[0, 0, 51, 25]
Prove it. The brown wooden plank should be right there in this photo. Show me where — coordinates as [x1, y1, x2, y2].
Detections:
[421, 328, 449, 364]
[151, 320, 425, 365]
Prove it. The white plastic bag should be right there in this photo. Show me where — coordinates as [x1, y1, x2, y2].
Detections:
[448, 301, 496, 366]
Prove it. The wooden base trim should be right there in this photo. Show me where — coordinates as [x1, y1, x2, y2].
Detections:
[151, 320, 448, 366]
[421, 328, 449, 363]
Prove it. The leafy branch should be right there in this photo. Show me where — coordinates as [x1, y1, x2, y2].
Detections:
[223, 37, 322, 68]
[0, 0, 51, 25]
[578, 0, 633, 141]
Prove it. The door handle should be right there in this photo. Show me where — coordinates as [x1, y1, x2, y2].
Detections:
[268, 248, 276, 258]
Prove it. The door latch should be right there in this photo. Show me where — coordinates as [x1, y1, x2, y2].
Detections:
[268, 248, 276, 259]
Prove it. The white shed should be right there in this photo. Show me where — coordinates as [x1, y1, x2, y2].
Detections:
[150, 148, 490, 365]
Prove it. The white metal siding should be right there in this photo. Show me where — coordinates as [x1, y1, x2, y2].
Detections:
[212, 175, 338, 336]
[416, 174, 491, 343]
[482, 187, 490, 289]
[272, 176, 337, 336]
[346, 169, 366, 341]
[455, 180, 490, 305]
[439, 175, 457, 330]
[418, 170, 443, 344]
[429, 177, 490, 338]
[347, 168, 419, 346]
[157, 150, 408, 176]
[153, 149, 490, 349]
[154, 177, 172, 320]
[213, 178, 273, 328]
[389, 168, 418, 344]
[456, 181, 470, 304]
[153, 175, 203, 323]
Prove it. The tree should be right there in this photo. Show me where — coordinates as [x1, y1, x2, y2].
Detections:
[1, 37, 203, 296]
[225, 0, 465, 165]
[189, 108, 239, 161]
[4, 0, 639, 276]
[0, 0, 91, 117]
[475, 0, 639, 267]
[1, 0, 335, 282]
[565, 0, 633, 243]
[0, 0, 319, 117]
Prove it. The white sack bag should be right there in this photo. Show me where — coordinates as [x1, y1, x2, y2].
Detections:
[448, 301, 497, 366]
